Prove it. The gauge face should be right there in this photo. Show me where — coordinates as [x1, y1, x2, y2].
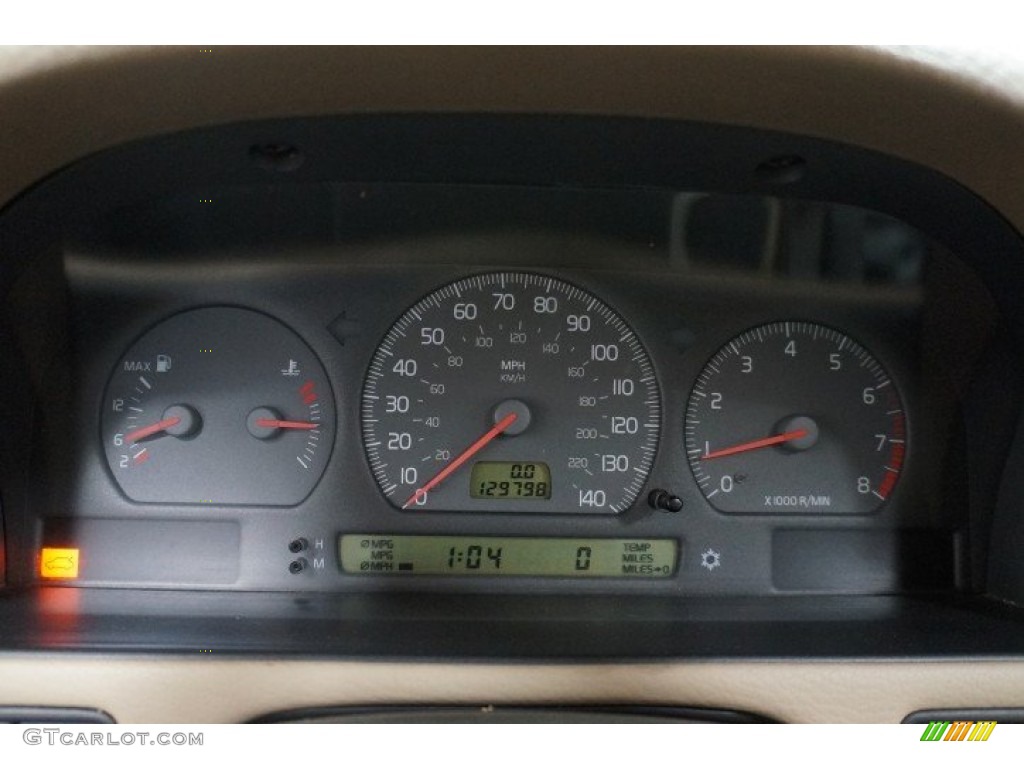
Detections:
[102, 308, 335, 505]
[362, 272, 660, 514]
[685, 321, 906, 514]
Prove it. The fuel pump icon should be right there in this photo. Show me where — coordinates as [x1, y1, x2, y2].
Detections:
[156, 355, 172, 373]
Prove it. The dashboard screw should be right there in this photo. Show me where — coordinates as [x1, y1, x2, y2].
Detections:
[648, 489, 683, 513]
[249, 142, 304, 172]
[755, 154, 806, 184]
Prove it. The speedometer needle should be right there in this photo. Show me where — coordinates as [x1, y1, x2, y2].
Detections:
[703, 428, 809, 460]
[124, 416, 182, 444]
[402, 412, 519, 509]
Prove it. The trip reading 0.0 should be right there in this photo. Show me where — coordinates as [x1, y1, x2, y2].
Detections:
[470, 462, 551, 499]
[339, 535, 678, 578]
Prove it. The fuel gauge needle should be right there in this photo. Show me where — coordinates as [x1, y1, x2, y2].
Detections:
[124, 416, 181, 444]
[703, 428, 809, 460]
[402, 412, 518, 509]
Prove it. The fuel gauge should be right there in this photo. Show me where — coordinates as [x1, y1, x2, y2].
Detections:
[102, 308, 336, 506]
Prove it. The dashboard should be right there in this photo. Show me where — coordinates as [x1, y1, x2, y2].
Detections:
[4, 46, 1024, 724]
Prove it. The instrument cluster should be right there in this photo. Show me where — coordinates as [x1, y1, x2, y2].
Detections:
[51, 207, 971, 595]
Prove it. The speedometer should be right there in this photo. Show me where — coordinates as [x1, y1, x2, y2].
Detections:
[361, 272, 660, 514]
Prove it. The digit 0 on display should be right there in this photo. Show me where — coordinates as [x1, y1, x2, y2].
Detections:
[361, 272, 661, 513]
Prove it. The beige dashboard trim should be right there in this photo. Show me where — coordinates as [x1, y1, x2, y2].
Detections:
[0, 46, 1023, 227]
[1, 656, 1023, 723]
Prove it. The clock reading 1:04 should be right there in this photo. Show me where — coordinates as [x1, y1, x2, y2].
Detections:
[448, 544, 503, 569]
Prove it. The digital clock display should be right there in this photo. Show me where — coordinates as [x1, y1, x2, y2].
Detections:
[339, 535, 677, 578]
[470, 462, 551, 500]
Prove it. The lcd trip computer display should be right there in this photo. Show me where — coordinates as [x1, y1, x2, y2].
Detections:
[340, 535, 677, 578]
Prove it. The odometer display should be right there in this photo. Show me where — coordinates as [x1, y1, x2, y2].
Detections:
[470, 462, 551, 500]
[339, 535, 677, 577]
[685, 321, 907, 514]
[361, 272, 660, 513]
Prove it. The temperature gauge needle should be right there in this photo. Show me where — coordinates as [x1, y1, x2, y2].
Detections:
[402, 412, 518, 509]
[254, 418, 318, 430]
[124, 416, 181, 444]
[703, 428, 809, 460]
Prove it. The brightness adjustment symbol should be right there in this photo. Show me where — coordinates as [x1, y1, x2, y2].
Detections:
[700, 549, 722, 571]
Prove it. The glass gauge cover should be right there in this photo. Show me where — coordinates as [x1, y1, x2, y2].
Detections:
[685, 321, 906, 514]
[361, 272, 660, 514]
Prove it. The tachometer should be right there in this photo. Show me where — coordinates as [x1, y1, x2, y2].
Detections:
[361, 272, 660, 514]
[685, 321, 907, 514]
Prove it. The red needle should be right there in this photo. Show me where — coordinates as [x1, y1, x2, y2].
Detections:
[124, 416, 181, 444]
[402, 412, 519, 509]
[703, 428, 809, 460]
[255, 418, 318, 430]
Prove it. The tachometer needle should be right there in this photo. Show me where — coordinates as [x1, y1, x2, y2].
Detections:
[402, 412, 519, 509]
[254, 418, 318, 430]
[124, 416, 182, 444]
[703, 428, 809, 460]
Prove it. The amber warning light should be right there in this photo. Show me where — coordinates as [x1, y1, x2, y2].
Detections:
[40, 548, 80, 579]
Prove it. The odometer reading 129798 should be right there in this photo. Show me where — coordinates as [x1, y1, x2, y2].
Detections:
[361, 272, 660, 513]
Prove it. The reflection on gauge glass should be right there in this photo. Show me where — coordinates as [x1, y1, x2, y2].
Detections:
[361, 272, 661, 514]
[685, 321, 906, 514]
[102, 307, 335, 505]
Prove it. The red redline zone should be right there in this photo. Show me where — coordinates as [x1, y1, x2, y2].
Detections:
[876, 400, 906, 500]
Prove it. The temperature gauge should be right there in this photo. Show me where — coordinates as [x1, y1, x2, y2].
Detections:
[102, 308, 336, 506]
